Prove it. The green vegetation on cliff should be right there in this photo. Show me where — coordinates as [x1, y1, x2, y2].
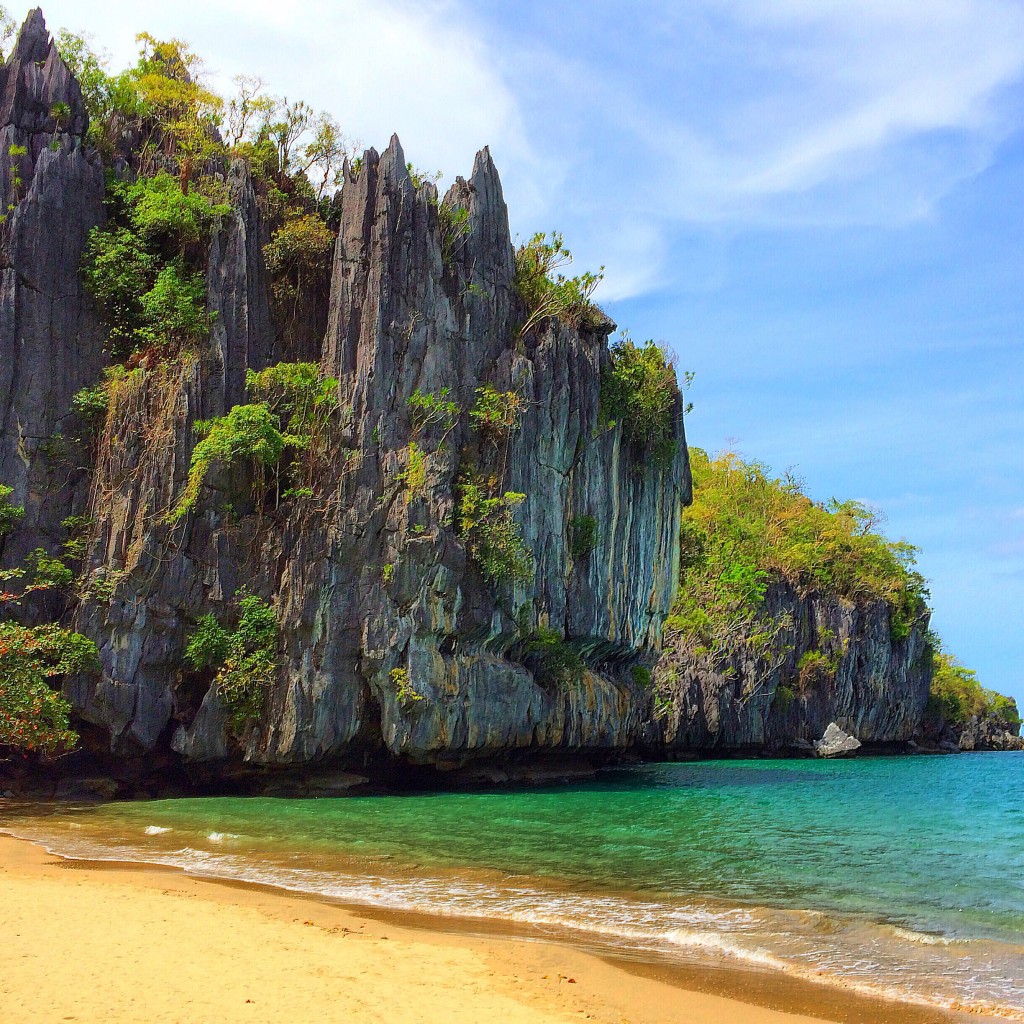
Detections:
[167, 362, 340, 523]
[0, 485, 100, 755]
[669, 448, 929, 662]
[82, 173, 224, 358]
[0, 622, 97, 754]
[513, 231, 605, 338]
[928, 651, 1021, 730]
[456, 476, 532, 586]
[0, 484, 23, 539]
[59, 29, 351, 361]
[185, 593, 280, 737]
[600, 337, 684, 467]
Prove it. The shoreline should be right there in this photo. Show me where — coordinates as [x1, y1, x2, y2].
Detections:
[0, 830, 993, 1024]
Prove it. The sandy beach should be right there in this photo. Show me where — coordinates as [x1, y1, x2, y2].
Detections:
[0, 832, 987, 1024]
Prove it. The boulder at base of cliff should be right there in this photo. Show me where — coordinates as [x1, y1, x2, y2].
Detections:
[814, 723, 862, 758]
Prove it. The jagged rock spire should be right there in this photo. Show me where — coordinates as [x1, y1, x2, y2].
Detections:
[0, 7, 105, 575]
[0, 8, 89, 135]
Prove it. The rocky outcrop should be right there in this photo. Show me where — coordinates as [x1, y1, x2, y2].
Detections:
[0, 10, 106, 575]
[925, 710, 1024, 753]
[653, 578, 932, 754]
[205, 159, 276, 410]
[953, 714, 1023, 751]
[70, 135, 690, 773]
[0, 9, 88, 136]
[1, 9, 967, 785]
[913, 688, 1023, 753]
[68, 156, 278, 754]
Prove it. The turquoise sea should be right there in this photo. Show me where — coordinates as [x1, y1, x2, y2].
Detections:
[4, 752, 1022, 1018]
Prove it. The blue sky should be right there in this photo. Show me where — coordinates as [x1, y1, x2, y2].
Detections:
[36, 1, 1024, 705]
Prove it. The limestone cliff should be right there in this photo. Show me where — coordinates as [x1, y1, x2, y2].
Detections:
[68, 135, 689, 773]
[917, 701, 1024, 753]
[0, 9, 105, 578]
[653, 578, 932, 754]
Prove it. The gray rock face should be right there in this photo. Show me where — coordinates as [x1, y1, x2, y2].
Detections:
[654, 578, 932, 752]
[205, 159, 276, 410]
[70, 159, 277, 754]
[951, 714, 1024, 752]
[814, 722, 861, 758]
[72, 135, 690, 770]
[0, 11, 106, 577]
[0, 9, 88, 137]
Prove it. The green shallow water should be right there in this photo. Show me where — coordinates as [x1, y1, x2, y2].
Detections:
[4, 752, 1023, 1016]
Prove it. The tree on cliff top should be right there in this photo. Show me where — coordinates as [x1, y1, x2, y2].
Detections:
[513, 232, 606, 338]
[133, 34, 224, 193]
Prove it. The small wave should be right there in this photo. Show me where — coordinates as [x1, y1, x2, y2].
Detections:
[144, 826, 172, 836]
[664, 928, 785, 969]
[885, 925, 961, 946]
[206, 832, 239, 843]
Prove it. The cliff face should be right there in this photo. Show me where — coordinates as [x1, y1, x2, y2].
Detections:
[69, 135, 690, 771]
[0, 12, 959, 786]
[948, 714, 1023, 752]
[0, 10, 106, 576]
[653, 578, 932, 753]
[917, 703, 1024, 753]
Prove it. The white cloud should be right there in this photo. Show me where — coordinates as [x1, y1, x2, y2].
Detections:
[36, 0, 534, 185]
[718, 0, 1024, 197]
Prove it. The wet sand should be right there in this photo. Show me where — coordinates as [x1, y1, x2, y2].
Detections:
[0, 833, 986, 1024]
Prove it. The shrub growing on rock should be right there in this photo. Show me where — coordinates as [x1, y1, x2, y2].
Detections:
[83, 174, 225, 358]
[569, 515, 598, 559]
[513, 231, 604, 338]
[262, 212, 335, 327]
[126, 171, 229, 253]
[185, 593, 279, 737]
[0, 484, 24, 540]
[513, 627, 584, 687]
[470, 385, 526, 443]
[169, 362, 339, 522]
[138, 264, 211, 351]
[167, 403, 290, 523]
[600, 336, 681, 466]
[407, 388, 459, 440]
[456, 472, 532, 586]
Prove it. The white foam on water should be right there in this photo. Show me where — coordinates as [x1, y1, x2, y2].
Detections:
[144, 826, 172, 836]
[663, 928, 785, 970]
[885, 925, 964, 947]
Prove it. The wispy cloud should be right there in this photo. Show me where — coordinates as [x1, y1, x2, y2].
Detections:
[476, 0, 1024, 295]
